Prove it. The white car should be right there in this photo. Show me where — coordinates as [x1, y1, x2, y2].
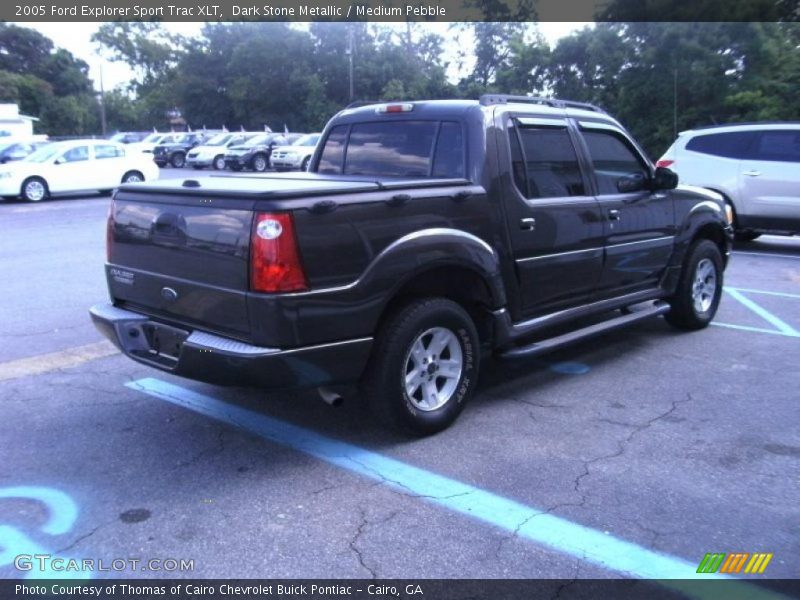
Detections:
[127, 132, 182, 155]
[270, 133, 321, 171]
[186, 132, 260, 170]
[659, 123, 800, 241]
[0, 140, 159, 202]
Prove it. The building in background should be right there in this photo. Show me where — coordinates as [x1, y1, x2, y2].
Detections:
[0, 104, 39, 137]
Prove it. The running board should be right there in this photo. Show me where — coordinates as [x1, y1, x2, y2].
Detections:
[499, 301, 671, 360]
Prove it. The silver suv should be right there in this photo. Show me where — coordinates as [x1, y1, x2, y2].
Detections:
[658, 123, 800, 241]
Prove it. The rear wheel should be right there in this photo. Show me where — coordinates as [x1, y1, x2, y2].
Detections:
[665, 239, 723, 330]
[170, 152, 186, 168]
[213, 155, 225, 170]
[252, 153, 268, 172]
[361, 298, 480, 436]
[21, 177, 48, 202]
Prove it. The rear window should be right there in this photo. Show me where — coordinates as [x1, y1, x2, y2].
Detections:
[686, 131, 756, 159]
[317, 121, 465, 178]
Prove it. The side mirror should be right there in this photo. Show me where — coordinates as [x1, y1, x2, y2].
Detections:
[54, 157, 65, 165]
[617, 172, 647, 194]
[653, 166, 679, 190]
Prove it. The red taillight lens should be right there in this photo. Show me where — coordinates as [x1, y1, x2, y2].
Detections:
[656, 159, 674, 168]
[250, 213, 308, 293]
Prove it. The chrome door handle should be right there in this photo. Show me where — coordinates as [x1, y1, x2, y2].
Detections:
[520, 218, 536, 231]
[743, 170, 761, 177]
[608, 209, 621, 221]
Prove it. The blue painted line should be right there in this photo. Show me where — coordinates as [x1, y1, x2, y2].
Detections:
[724, 288, 799, 337]
[0, 486, 77, 535]
[726, 287, 800, 300]
[126, 378, 789, 600]
[711, 322, 798, 337]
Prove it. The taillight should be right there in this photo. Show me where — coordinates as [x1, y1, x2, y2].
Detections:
[656, 159, 674, 168]
[250, 213, 308, 293]
[106, 200, 114, 263]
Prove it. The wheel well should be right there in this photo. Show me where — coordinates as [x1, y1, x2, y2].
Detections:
[379, 266, 497, 345]
[693, 223, 728, 266]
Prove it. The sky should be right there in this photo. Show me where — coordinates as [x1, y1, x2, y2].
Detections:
[28, 22, 589, 92]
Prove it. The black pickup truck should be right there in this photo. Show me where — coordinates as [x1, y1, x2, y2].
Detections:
[90, 96, 733, 435]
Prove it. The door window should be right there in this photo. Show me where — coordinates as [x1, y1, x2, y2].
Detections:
[95, 144, 124, 159]
[753, 130, 800, 163]
[59, 146, 89, 163]
[511, 124, 585, 199]
[582, 130, 648, 195]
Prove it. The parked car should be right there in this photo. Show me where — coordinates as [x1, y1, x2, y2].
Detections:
[153, 131, 218, 168]
[186, 132, 260, 170]
[224, 132, 300, 172]
[91, 96, 731, 435]
[127, 132, 183, 155]
[109, 132, 150, 144]
[0, 140, 158, 202]
[271, 133, 322, 172]
[0, 139, 50, 164]
[658, 123, 800, 241]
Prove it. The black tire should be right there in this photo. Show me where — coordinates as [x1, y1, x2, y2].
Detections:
[252, 153, 268, 172]
[213, 155, 225, 170]
[734, 231, 761, 242]
[665, 239, 723, 330]
[301, 156, 311, 171]
[121, 170, 144, 184]
[361, 298, 480, 436]
[21, 177, 48, 202]
[170, 152, 186, 169]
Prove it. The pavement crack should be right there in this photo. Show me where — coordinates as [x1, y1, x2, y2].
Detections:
[55, 520, 113, 554]
[346, 457, 473, 501]
[348, 507, 397, 579]
[178, 428, 226, 468]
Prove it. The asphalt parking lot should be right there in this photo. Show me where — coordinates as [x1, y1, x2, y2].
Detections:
[0, 168, 798, 586]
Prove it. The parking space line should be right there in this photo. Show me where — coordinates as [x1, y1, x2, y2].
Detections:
[732, 251, 800, 260]
[723, 288, 799, 337]
[127, 377, 789, 599]
[727, 287, 800, 300]
[0, 341, 118, 383]
[712, 322, 795, 337]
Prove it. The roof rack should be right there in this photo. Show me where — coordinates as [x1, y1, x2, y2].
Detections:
[479, 94, 606, 114]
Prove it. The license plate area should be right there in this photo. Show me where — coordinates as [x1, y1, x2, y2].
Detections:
[130, 322, 189, 368]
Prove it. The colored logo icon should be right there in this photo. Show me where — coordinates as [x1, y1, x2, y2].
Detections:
[697, 552, 773, 574]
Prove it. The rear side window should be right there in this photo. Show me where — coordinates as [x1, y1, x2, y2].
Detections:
[582, 130, 648, 195]
[686, 131, 756, 159]
[318, 125, 348, 174]
[317, 121, 466, 178]
[753, 130, 800, 163]
[95, 144, 124, 159]
[513, 125, 585, 199]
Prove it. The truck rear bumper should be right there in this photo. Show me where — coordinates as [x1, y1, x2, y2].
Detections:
[89, 303, 373, 391]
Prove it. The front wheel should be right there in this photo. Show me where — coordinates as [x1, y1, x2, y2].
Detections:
[21, 177, 48, 202]
[361, 298, 480, 436]
[252, 154, 268, 172]
[213, 155, 226, 170]
[170, 152, 186, 168]
[665, 239, 723, 330]
[121, 171, 144, 184]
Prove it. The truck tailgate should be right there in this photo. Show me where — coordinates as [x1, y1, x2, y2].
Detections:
[107, 197, 253, 337]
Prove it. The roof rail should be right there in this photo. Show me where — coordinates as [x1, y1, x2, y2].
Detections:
[479, 94, 606, 114]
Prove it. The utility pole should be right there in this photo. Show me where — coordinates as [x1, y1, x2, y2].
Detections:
[346, 24, 354, 102]
[673, 66, 678, 141]
[99, 63, 107, 137]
